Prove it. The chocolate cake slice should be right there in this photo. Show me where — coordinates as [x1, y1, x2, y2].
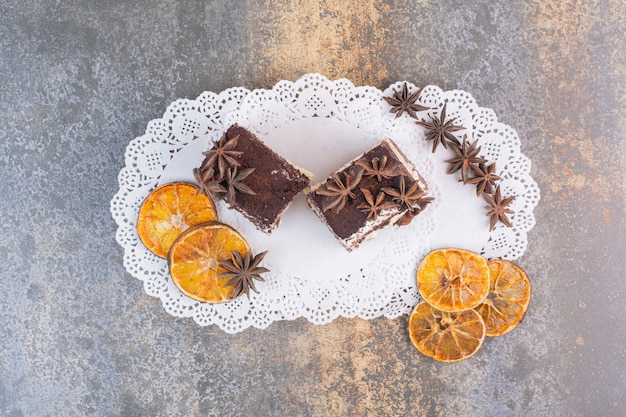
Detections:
[194, 124, 312, 233]
[305, 138, 431, 251]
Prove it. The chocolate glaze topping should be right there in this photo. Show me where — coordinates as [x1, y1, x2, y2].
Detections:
[307, 139, 429, 248]
[197, 124, 311, 232]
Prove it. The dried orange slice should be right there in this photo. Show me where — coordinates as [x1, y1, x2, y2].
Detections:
[417, 248, 490, 312]
[408, 301, 486, 362]
[475, 260, 531, 337]
[168, 221, 250, 303]
[137, 182, 217, 258]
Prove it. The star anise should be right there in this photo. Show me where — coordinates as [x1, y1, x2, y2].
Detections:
[484, 185, 515, 231]
[316, 167, 364, 214]
[356, 155, 398, 182]
[201, 132, 243, 179]
[445, 136, 487, 183]
[466, 162, 502, 196]
[219, 250, 269, 299]
[357, 188, 395, 220]
[416, 102, 465, 153]
[415, 195, 435, 212]
[193, 166, 226, 198]
[382, 176, 426, 213]
[224, 167, 256, 204]
[383, 83, 429, 119]
[394, 195, 435, 226]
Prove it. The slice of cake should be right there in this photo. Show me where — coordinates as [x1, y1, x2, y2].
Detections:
[194, 124, 312, 233]
[305, 138, 432, 251]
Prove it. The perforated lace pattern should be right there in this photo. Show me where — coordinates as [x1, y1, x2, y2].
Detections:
[111, 74, 539, 333]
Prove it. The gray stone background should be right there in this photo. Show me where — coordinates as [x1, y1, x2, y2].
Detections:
[1, 1, 624, 416]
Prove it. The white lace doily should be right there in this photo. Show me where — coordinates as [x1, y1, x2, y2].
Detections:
[110, 74, 540, 333]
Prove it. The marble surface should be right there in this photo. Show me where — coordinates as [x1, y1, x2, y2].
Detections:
[1, 1, 624, 416]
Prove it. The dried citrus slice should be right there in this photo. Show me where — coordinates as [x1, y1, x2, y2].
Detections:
[137, 182, 217, 258]
[408, 301, 486, 362]
[417, 248, 490, 312]
[168, 221, 250, 303]
[475, 260, 531, 337]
